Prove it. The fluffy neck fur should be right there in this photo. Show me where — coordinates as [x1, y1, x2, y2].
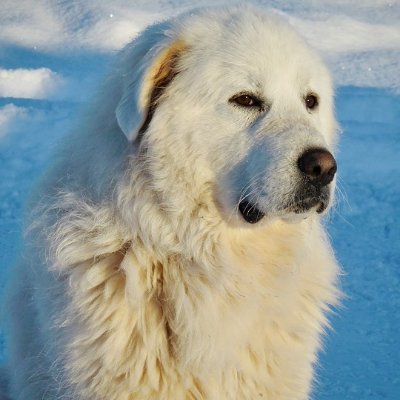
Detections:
[46, 151, 339, 399]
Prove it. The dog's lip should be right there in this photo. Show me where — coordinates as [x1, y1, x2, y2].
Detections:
[286, 196, 328, 214]
[238, 200, 265, 224]
[316, 200, 328, 214]
[238, 193, 329, 222]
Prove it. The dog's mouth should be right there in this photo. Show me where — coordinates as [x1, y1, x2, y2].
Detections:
[285, 197, 328, 214]
[284, 186, 331, 215]
[238, 193, 329, 224]
[238, 200, 265, 224]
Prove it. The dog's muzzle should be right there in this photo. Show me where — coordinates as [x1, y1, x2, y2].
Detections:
[238, 148, 337, 224]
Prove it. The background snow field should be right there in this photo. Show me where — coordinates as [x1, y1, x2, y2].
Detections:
[0, 1, 399, 399]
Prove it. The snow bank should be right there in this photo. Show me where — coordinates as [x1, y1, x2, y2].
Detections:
[0, 0, 160, 52]
[0, 68, 64, 100]
[287, 13, 400, 92]
[289, 14, 400, 54]
[0, 0, 398, 92]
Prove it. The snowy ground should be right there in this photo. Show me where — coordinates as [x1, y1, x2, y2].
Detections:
[0, 1, 399, 399]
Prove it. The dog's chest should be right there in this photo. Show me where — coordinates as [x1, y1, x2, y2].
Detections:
[66, 229, 334, 399]
[157, 246, 321, 397]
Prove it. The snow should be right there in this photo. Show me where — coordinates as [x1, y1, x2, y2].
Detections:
[0, 105, 27, 138]
[0, 68, 64, 100]
[318, 86, 400, 399]
[0, 1, 399, 398]
[0, 0, 161, 52]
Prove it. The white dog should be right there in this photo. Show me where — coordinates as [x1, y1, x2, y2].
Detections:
[5, 5, 340, 399]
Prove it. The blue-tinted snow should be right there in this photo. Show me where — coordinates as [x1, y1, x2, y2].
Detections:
[0, 1, 399, 398]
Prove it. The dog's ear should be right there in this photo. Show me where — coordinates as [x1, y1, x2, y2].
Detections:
[116, 37, 186, 142]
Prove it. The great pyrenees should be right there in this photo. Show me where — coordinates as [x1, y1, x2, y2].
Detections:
[5, 5, 340, 400]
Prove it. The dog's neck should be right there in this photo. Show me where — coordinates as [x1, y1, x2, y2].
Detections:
[114, 165, 320, 373]
[48, 169, 337, 392]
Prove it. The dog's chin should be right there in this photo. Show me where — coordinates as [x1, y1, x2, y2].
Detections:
[280, 202, 324, 223]
[238, 196, 330, 225]
[285, 197, 329, 215]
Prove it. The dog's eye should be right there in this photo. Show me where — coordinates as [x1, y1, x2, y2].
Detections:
[305, 94, 318, 110]
[230, 94, 262, 109]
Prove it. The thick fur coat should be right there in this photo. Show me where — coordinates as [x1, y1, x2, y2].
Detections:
[5, 5, 340, 399]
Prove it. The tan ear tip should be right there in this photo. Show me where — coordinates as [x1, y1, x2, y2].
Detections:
[136, 40, 187, 141]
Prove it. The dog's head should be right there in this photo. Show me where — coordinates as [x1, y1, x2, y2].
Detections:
[116, 5, 338, 226]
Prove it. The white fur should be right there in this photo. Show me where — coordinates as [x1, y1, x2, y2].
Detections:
[5, 5, 340, 399]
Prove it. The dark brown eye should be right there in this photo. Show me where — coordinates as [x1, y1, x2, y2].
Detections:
[230, 94, 262, 108]
[305, 94, 318, 110]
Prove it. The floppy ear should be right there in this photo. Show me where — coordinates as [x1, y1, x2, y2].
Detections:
[116, 34, 186, 142]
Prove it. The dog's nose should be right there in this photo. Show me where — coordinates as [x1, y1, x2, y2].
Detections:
[298, 148, 337, 186]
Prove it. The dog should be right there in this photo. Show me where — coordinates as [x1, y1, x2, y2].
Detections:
[5, 5, 340, 399]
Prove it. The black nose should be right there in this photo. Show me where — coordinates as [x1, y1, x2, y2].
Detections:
[298, 148, 337, 186]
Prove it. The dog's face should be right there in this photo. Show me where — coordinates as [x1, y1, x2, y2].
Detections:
[117, 7, 338, 226]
